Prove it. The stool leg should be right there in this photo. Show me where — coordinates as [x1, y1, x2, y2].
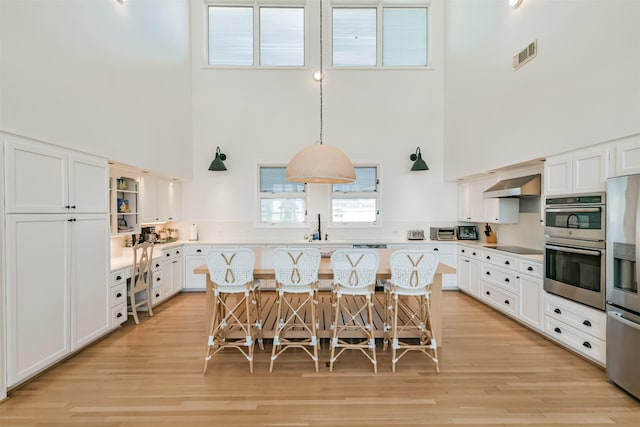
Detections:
[392, 293, 399, 373]
[245, 292, 254, 374]
[310, 289, 319, 373]
[329, 293, 341, 372]
[367, 292, 377, 373]
[269, 290, 283, 373]
[204, 291, 219, 374]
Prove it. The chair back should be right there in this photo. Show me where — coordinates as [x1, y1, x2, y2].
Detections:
[205, 248, 255, 287]
[132, 241, 154, 289]
[272, 247, 321, 287]
[389, 250, 438, 291]
[330, 249, 379, 289]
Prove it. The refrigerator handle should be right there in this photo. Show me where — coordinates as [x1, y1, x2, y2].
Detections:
[608, 310, 640, 331]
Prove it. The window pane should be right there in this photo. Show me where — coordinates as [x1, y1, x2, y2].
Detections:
[260, 198, 306, 224]
[333, 167, 377, 193]
[260, 8, 304, 66]
[332, 8, 376, 66]
[260, 167, 305, 193]
[208, 7, 253, 66]
[383, 8, 427, 66]
[332, 198, 377, 223]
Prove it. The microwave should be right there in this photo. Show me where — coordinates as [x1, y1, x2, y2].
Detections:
[457, 225, 478, 240]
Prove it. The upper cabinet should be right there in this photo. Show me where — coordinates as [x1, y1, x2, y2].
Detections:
[458, 178, 519, 224]
[612, 134, 640, 177]
[141, 175, 180, 223]
[109, 172, 140, 236]
[4, 135, 108, 214]
[544, 146, 609, 196]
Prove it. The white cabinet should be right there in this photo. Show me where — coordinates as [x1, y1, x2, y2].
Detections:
[141, 175, 171, 223]
[457, 180, 484, 222]
[5, 213, 109, 387]
[613, 134, 640, 177]
[544, 147, 609, 196]
[169, 181, 181, 221]
[110, 268, 130, 327]
[421, 244, 457, 289]
[518, 274, 543, 330]
[110, 174, 140, 236]
[161, 246, 184, 298]
[184, 245, 214, 291]
[457, 246, 481, 297]
[5, 136, 108, 214]
[543, 292, 606, 365]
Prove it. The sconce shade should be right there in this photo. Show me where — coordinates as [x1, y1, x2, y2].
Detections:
[410, 147, 429, 171]
[208, 147, 227, 171]
[286, 143, 356, 184]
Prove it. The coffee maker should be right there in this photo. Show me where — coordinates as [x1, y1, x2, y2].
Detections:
[141, 226, 156, 243]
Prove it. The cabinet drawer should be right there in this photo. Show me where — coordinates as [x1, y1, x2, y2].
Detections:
[481, 265, 518, 293]
[458, 246, 481, 258]
[544, 292, 606, 340]
[480, 281, 517, 317]
[152, 270, 164, 288]
[519, 260, 542, 277]
[482, 251, 517, 268]
[162, 246, 183, 260]
[184, 245, 214, 256]
[110, 283, 126, 307]
[111, 304, 127, 326]
[152, 260, 163, 271]
[111, 268, 131, 285]
[544, 316, 606, 364]
[152, 286, 164, 305]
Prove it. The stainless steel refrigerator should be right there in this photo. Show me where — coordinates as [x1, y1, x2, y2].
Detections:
[606, 174, 640, 399]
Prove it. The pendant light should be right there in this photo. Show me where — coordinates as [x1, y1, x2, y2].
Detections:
[285, 0, 356, 184]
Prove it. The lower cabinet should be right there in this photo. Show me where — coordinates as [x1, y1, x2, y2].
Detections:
[543, 292, 606, 365]
[110, 268, 130, 326]
[184, 245, 214, 291]
[5, 213, 110, 387]
[479, 281, 518, 317]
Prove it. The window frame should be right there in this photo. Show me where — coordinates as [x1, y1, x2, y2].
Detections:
[329, 165, 381, 228]
[256, 165, 309, 228]
[329, 2, 430, 70]
[205, 1, 308, 69]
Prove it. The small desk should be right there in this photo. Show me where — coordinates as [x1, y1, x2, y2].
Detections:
[194, 249, 455, 345]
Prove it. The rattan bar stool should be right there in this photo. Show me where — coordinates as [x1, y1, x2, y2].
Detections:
[329, 249, 380, 372]
[204, 248, 263, 374]
[128, 241, 154, 324]
[383, 250, 439, 373]
[269, 247, 321, 373]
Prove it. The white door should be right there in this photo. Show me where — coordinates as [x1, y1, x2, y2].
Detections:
[6, 214, 70, 387]
[4, 136, 68, 213]
[156, 178, 171, 222]
[70, 214, 110, 350]
[184, 255, 207, 290]
[458, 257, 470, 292]
[170, 257, 184, 295]
[141, 175, 157, 222]
[169, 181, 181, 221]
[573, 148, 609, 193]
[519, 275, 543, 331]
[544, 155, 572, 196]
[69, 154, 109, 214]
[468, 258, 481, 297]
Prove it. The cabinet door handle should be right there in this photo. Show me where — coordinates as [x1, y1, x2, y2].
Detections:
[116, 275, 122, 281]
[505, 260, 510, 265]
[504, 300, 510, 305]
[155, 293, 160, 298]
[176, 251, 180, 255]
[196, 249, 202, 253]
[486, 255, 491, 260]
[582, 320, 592, 327]
[166, 253, 170, 257]
[472, 252, 476, 256]
[554, 308, 562, 315]
[465, 259, 470, 263]
[116, 292, 122, 298]
[485, 291, 491, 296]
[155, 263, 160, 268]
[504, 278, 510, 283]
[433, 248, 439, 251]
[70, 205, 76, 209]
[173, 260, 177, 264]
[485, 271, 491, 276]
[527, 266, 534, 271]
[156, 277, 161, 281]
[554, 327, 562, 334]
[583, 341, 592, 349]
[116, 312, 123, 318]
[65, 205, 70, 209]
[461, 249, 465, 253]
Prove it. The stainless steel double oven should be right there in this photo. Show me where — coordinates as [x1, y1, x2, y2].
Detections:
[543, 193, 606, 311]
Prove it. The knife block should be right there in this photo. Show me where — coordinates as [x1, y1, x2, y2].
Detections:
[486, 231, 497, 243]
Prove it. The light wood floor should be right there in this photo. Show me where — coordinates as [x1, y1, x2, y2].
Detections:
[2, 291, 640, 426]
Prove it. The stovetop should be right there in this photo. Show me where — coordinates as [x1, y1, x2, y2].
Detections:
[484, 245, 543, 255]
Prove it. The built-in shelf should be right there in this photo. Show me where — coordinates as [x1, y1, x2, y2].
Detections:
[110, 175, 140, 236]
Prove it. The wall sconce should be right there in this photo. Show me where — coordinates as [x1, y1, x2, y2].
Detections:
[208, 147, 227, 171]
[410, 147, 429, 171]
[509, 0, 523, 8]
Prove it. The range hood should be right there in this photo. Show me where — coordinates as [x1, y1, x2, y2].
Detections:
[483, 174, 541, 198]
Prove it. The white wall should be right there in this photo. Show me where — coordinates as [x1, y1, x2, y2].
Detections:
[0, 0, 193, 180]
[184, 0, 457, 241]
[443, 0, 640, 180]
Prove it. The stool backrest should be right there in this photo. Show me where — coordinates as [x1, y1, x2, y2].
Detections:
[330, 249, 379, 289]
[389, 250, 438, 291]
[132, 241, 154, 289]
[272, 247, 321, 287]
[205, 248, 255, 287]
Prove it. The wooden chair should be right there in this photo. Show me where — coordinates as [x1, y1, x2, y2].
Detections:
[269, 248, 321, 373]
[204, 248, 263, 373]
[383, 250, 439, 373]
[128, 241, 154, 324]
[329, 249, 379, 372]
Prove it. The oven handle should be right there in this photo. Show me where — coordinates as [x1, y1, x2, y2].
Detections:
[545, 208, 601, 213]
[544, 244, 603, 257]
[608, 310, 640, 331]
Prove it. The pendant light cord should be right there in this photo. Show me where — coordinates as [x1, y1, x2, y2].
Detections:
[319, 0, 324, 144]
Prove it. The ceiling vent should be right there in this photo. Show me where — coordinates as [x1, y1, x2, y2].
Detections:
[513, 40, 537, 70]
